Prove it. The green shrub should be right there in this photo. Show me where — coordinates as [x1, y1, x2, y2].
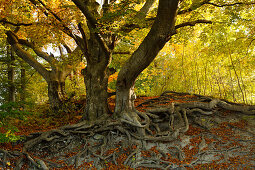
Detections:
[0, 101, 30, 143]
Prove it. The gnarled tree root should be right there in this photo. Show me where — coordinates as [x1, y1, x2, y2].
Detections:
[2, 91, 254, 169]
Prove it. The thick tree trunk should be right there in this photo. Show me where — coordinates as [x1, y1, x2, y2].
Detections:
[82, 66, 110, 121]
[47, 80, 66, 112]
[115, 0, 179, 116]
[115, 84, 136, 114]
[78, 29, 113, 121]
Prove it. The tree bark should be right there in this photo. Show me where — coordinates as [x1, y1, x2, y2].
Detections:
[7, 46, 15, 102]
[81, 35, 112, 121]
[20, 67, 26, 102]
[47, 80, 66, 112]
[82, 66, 110, 121]
[115, 0, 179, 115]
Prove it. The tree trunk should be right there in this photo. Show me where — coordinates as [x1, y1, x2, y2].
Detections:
[115, 0, 179, 116]
[47, 80, 66, 112]
[7, 46, 15, 102]
[115, 83, 136, 114]
[20, 66, 26, 102]
[82, 66, 110, 121]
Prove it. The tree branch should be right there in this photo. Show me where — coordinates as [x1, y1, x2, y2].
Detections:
[102, 0, 110, 15]
[29, 0, 48, 16]
[0, 18, 33, 27]
[113, 51, 131, 55]
[77, 23, 89, 53]
[207, 2, 255, 7]
[37, 0, 62, 21]
[6, 31, 50, 81]
[116, 0, 179, 90]
[28, 0, 76, 39]
[175, 20, 212, 30]
[178, 0, 255, 15]
[71, 0, 111, 55]
[17, 39, 58, 67]
[178, 0, 209, 15]
[63, 44, 72, 53]
[135, 0, 156, 19]
[119, 0, 156, 33]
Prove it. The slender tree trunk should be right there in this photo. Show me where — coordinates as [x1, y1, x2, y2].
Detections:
[20, 64, 26, 102]
[7, 46, 15, 102]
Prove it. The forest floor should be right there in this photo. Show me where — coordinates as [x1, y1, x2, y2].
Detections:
[0, 91, 255, 169]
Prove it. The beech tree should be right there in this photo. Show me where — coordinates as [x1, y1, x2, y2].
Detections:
[1, 0, 254, 121]
[6, 31, 82, 111]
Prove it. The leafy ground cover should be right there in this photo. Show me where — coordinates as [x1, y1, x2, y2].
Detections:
[0, 92, 254, 169]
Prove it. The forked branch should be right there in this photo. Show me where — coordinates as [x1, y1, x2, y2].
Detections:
[71, 0, 111, 55]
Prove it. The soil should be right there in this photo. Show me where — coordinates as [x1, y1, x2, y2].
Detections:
[0, 91, 254, 169]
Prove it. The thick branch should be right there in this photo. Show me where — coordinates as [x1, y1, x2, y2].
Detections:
[119, 0, 156, 33]
[175, 20, 212, 30]
[71, 0, 110, 55]
[77, 22, 89, 57]
[117, 0, 179, 86]
[6, 31, 50, 81]
[135, 0, 156, 19]
[18, 39, 58, 67]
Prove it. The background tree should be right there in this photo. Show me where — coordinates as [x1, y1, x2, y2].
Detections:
[6, 31, 82, 112]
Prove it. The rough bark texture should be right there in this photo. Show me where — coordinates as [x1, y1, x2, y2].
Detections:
[115, 0, 179, 115]
[114, 85, 136, 114]
[47, 80, 66, 112]
[82, 66, 110, 121]
[81, 35, 112, 121]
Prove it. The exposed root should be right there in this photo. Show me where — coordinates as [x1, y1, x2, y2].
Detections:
[1, 91, 255, 169]
[23, 129, 69, 152]
[0, 149, 50, 170]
